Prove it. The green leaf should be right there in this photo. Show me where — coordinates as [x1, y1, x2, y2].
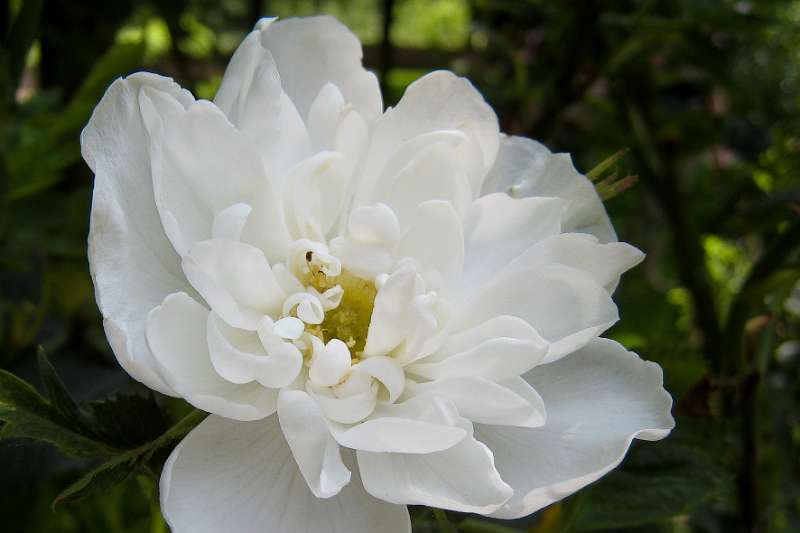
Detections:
[0, 368, 110, 457]
[53, 409, 207, 509]
[36, 346, 93, 434]
[53, 454, 137, 508]
[86, 392, 169, 449]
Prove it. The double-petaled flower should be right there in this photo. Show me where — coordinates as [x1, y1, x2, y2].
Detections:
[83, 15, 674, 533]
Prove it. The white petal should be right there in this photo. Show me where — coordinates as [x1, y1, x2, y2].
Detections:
[408, 336, 548, 382]
[353, 356, 405, 403]
[308, 82, 346, 151]
[309, 381, 378, 424]
[460, 193, 565, 293]
[366, 130, 470, 199]
[396, 200, 464, 293]
[240, 169, 296, 264]
[333, 106, 370, 178]
[329, 237, 394, 280]
[183, 240, 286, 330]
[214, 29, 279, 129]
[214, 30, 280, 151]
[476, 338, 674, 518]
[211, 203, 252, 241]
[329, 396, 467, 453]
[83, 73, 195, 396]
[347, 203, 401, 245]
[284, 151, 347, 241]
[277, 390, 351, 498]
[502, 233, 645, 293]
[310, 338, 352, 387]
[499, 377, 548, 427]
[454, 264, 619, 364]
[358, 72, 498, 206]
[283, 292, 325, 325]
[161, 414, 410, 533]
[363, 267, 422, 357]
[333, 369, 373, 398]
[274, 316, 304, 339]
[148, 100, 268, 255]
[439, 315, 543, 358]
[207, 312, 302, 388]
[357, 434, 512, 514]
[214, 24, 313, 178]
[482, 135, 616, 243]
[258, 16, 382, 122]
[146, 293, 278, 421]
[409, 376, 545, 427]
[272, 263, 305, 294]
[371, 142, 472, 226]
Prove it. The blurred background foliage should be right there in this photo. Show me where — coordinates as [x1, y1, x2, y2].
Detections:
[1, 0, 799, 532]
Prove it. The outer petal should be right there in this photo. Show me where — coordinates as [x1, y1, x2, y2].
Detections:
[83, 73, 195, 395]
[277, 390, 351, 499]
[258, 16, 382, 122]
[482, 135, 616, 243]
[475, 338, 674, 519]
[146, 292, 278, 421]
[357, 433, 512, 514]
[161, 415, 411, 533]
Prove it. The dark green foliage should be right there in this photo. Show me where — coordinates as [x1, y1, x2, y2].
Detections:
[53, 409, 206, 509]
[85, 393, 170, 450]
[0, 362, 108, 457]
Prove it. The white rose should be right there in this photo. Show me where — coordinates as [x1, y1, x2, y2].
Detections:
[82, 15, 674, 533]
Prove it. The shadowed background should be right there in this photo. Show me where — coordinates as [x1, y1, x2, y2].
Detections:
[1, 1, 799, 532]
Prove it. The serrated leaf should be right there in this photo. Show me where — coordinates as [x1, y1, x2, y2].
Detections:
[0, 366, 59, 421]
[37, 346, 93, 434]
[53, 454, 136, 508]
[53, 409, 207, 508]
[0, 368, 109, 457]
[0, 417, 105, 458]
[86, 392, 169, 449]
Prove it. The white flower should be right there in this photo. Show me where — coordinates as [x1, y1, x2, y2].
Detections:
[82, 15, 674, 533]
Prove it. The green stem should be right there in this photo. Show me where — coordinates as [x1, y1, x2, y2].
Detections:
[433, 508, 458, 533]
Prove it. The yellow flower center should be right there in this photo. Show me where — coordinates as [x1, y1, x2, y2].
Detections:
[311, 271, 376, 359]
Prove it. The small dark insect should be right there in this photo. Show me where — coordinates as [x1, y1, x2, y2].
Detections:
[306, 251, 313, 262]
